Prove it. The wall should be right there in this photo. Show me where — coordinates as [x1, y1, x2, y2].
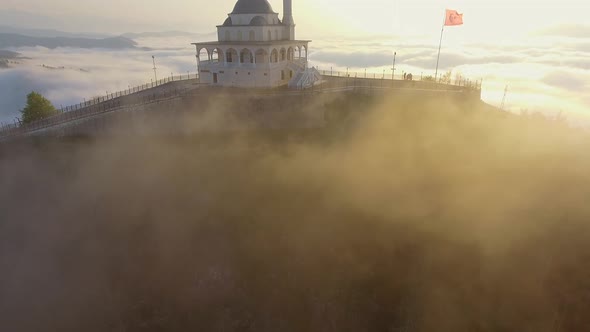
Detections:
[218, 25, 289, 42]
[200, 65, 290, 88]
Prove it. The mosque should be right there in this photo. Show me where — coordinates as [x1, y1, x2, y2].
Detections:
[192, 0, 320, 88]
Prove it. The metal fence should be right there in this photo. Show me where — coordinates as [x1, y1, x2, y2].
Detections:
[54, 72, 200, 114]
[0, 70, 482, 140]
[0, 73, 199, 139]
[316, 68, 482, 91]
[0, 73, 200, 139]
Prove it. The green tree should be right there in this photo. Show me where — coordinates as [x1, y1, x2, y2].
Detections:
[20, 91, 58, 124]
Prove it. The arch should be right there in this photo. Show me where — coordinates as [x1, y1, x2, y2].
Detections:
[267, 30, 272, 41]
[301, 45, 308, 60]
[224, 31, 230, 41]
[240, 48, 254, 64]
[226, 48, 238, 63]
[287, 47, 294, 61]
[270, 49, 279, 63]
[255, 49, 268, 64]
[274, 30, 278, 40]
[249, 30, 255, 41]
[197, 48, 210, 62]
[280, 48, 286, 62]
[237, 30, 243, 41]
[211, 48, 223, 63]
[295, 46, 302, 59]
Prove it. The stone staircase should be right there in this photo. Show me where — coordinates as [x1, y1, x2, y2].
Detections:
[288, 64, 322, 89]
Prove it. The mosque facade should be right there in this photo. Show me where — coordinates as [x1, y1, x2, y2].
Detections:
[192, 0, 319, 88]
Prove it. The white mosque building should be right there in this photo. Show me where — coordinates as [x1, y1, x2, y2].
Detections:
[192, 0, 320, 88]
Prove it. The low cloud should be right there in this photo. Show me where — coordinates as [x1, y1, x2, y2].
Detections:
[403, 53, 522, 71]
[543, 71, 589, 92]
[311, 50, 394, 68]
[0, 36, 198, 124]
[311, 47, 522, 71]
[535, 24, 590, 39]
[1, 35, 589, 125]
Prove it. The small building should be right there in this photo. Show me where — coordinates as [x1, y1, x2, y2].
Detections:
[192, 0, 319, 88]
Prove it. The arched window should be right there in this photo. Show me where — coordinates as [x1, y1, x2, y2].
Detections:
[249, 30, 255, 41]
[198, 48, 209, 62]
[280, 48, 286, 61]
[240, 49, 253, 64]
[274, 30, 278, 40]
[226, 48, 238, 63]
[270, 49, 278, 63]
[238, 31, 243, 41]
[267, 31, 272, 41]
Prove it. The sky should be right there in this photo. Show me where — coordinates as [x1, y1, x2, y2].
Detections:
[1, 0, 590, 123]
[2, 0, 589, 38]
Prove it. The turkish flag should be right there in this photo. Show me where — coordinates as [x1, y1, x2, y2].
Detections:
[445, 9, 463, 26]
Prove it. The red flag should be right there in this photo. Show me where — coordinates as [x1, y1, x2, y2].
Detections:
[445, 9, 463, 26]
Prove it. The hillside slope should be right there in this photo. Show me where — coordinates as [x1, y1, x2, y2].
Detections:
[1, 94, 589, 331]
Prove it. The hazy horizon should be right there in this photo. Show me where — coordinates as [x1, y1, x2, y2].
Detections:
[1, 0, 589, 124]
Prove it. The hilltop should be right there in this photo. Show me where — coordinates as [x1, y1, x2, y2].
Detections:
[0, 33, 137, 49]
[120, 31, 215, 39]
[0, 50, 21, 58]
[1, 91, 590, 331]
[0, 50, 23, 68]
[0, 24, 109, 39]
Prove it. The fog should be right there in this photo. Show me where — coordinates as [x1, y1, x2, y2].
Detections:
[2, 33, 589, 125]
[1, 92, 590, 331]
[0, 36, 201, 124]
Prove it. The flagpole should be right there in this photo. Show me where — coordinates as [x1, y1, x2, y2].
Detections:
[434, 11, 446, 82]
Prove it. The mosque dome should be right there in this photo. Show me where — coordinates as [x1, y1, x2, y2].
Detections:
[231, 0, 275, 14]
[249, 16, 268, 26]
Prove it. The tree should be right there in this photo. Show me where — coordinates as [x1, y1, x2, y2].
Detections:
[454, 72, 464, 85]
[440, 70, 453, 84]
[20, 91, 58, 125]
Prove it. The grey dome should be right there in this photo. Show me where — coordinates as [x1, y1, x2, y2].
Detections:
[231, 0, 275, 14]
[249, 16, 268, 26]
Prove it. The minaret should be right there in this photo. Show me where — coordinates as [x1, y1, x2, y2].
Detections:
[283, 0, 295, 40]
[282, 0, 295, 26]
